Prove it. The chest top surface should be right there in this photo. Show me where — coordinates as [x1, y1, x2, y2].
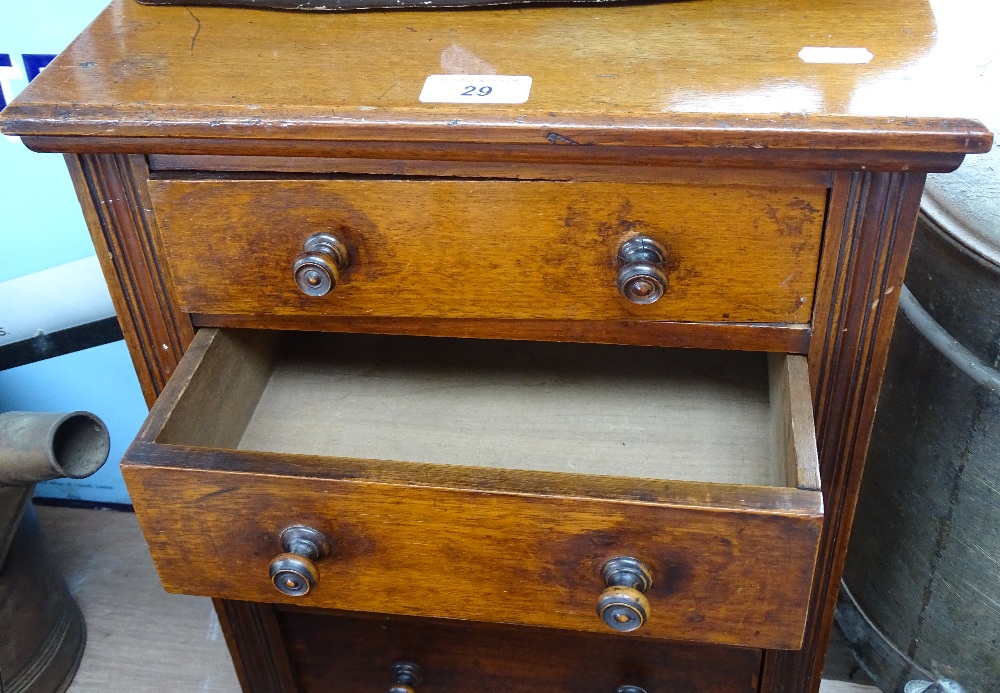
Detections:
[0, 0, 991, 156]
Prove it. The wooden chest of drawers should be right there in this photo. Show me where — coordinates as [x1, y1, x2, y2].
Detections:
[1, 0, 990, 691]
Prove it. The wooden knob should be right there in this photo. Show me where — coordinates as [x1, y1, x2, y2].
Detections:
[598, 556, 653, 633]
[269, 553, 319, 596]
[293, 233, 349, 296]
[598, 586, 651, 632]
[268, 526, 330, 597]
[387, 661, 424, 693]
[616, 236, 668, 305]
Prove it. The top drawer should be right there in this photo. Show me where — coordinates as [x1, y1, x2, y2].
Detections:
[149, 178, 825, 324]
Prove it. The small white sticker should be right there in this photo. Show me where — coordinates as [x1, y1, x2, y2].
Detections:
[798, 47, 874, 64]
[419, 75, 532, 104]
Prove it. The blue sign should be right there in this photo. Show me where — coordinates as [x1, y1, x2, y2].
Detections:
[0, 53, 54, 111]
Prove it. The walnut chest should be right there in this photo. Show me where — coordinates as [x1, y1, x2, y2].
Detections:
[0, 0, 990, 691]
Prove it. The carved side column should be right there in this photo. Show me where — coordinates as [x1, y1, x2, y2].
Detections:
[764, 170, 926, 692]
[64, 153, 295, 693]
[64, 153, 194, 403]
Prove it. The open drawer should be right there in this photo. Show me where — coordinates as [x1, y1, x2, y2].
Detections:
[122, 329, 823, 650]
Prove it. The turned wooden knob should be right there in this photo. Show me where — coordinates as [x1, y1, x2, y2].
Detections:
[387, 661, 424, 693]
[616, 236, 668, 305]
[268, 526, 330, 597]
[597, 556, 653, 633]
[293, 233, 349, 296]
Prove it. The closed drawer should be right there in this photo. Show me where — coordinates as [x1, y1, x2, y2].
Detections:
[123, 328, 823, 650]
[276, 608, 763, 692]
[148, 178, 825, 324]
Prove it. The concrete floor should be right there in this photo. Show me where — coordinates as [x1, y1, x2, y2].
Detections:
[32, 505, 878, 692]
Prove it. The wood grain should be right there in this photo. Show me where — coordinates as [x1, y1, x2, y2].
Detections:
[121, 328, 824, 650]
[148, 154, 833, 187]
[134, 328, 823, 511]
[191, 313, 813, 354]
[149, 178, 825, 323]
[213, 599, 297, 693]
[20, 137, 973, 172]
[276, 608, 763, 692]
[763, 171, 927, 691]
[64, 154, 194, 405]
[0, 0, 991, 155]
[770, 353, 823, 492]
[59, 156, 288, 692]
[38, 504, 875, 693]
[125, 458, 822, 650]
[11, 0, 988, 687]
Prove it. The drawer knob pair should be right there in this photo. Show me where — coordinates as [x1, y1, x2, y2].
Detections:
[268, 529, 653, 636]
[291, 233, 666, 305]
[268, 525, 330, 597]
[597, 556, 653, 633]
[617, 236, 668, 305]
[293, 233, 350, 296]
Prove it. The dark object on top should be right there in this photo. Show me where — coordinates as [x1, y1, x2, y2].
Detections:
[136, 0, 631, 10]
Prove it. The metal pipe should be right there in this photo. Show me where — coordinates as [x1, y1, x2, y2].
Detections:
[0, 411, 110, 568]
[0, 411, 110, 486]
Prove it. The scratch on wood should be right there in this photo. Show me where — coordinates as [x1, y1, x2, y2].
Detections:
[184, 7, 202, 55]
[546, 132, 583, 146]
[194, 487, 236, 504]
[377, 82, 400, 100]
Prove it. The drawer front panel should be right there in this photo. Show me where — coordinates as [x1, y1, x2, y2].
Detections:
[125, 455, 821, 650]
[277, 608, 763, 692]
[148, 178, 825, 323]
[125, 328, 823, 651]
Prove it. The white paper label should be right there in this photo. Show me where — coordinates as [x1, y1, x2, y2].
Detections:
[419, 75, 532, 104]
[798, 47, 874, 64]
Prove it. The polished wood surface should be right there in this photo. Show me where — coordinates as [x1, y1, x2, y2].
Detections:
[125, 459, 822, 649]
[0, 0, 990, 156]
[765, 170, 927, 691]
[39, 504, 874, 693]
[770, 352, 822, 491]
[123, 328, 823, 649]
[2, 0, 992, 690]
[149, 177, 824, 323]
[193, 313, 814, 353]
[63, 154, 195, 404]
[277, 608, 763, 692]
[147, 155, 834, 185]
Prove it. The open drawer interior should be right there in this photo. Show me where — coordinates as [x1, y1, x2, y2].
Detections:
[149, 329, 820, 492]
[125, 328, 824, 648]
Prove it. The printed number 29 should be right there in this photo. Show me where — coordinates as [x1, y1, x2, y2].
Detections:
[461, 85, 493, 97]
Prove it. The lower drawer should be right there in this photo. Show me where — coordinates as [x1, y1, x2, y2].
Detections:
[123, 328, 823, 649]
[276, 608, 763, 693]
